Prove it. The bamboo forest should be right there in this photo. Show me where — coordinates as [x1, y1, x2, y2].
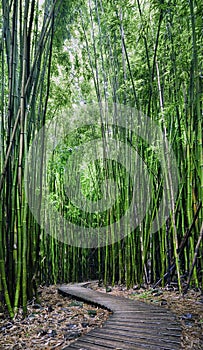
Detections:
[0, 0, 203, 340]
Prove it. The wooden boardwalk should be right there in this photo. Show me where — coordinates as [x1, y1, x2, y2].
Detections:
[58, 283, 182, 350]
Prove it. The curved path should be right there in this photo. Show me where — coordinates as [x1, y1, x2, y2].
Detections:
[58, 283, 182, 350]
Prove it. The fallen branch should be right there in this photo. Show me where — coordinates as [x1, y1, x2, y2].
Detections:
[153, 201, 202, 288]
[183, 221, 203, 293]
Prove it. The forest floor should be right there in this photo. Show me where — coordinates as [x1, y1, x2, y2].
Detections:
[0, 282, 202, 350]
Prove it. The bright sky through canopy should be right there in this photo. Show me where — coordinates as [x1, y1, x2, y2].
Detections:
[39, 0, 45, 6]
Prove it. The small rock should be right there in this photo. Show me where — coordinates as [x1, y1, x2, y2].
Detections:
[122, 286, 127, 291]
[39, 330, 47, 336]
[3, 322, 13, 330]
[32, 303, 42, 309]
[181, 313, 192, 320]
[56, 302, 63, 307]
[61, 307, 69, 311]
[133, 285, 139, 290]
[81, 322, 89, 328]
[48, 329, 57, 337]
[12, 344, 21, 350]
[48, 305, 54, 312]
[165, 285, 174, 291]
[66, 324, 77, 329]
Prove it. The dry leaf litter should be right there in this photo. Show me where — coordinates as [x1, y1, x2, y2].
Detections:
[0, 285, 110, 350]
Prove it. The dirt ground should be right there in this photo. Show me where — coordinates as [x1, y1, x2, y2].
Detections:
[0, 282, 202, 349]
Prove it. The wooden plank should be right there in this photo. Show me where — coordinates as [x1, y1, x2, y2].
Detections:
[74, 337, 147, 350]
[66, 340, 116, 349]
[67, 340, 152, 350]
[87, 330, 181, 348]
[105, 320, 182, 332]
[105, 324, 181, 335]
[94, 326, 182, 340]
[111, 317, 178, 325]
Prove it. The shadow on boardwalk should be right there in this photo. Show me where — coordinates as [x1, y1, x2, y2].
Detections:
[58, 282, 182, 350]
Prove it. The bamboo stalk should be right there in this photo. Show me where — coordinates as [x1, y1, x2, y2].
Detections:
[184, 222, 203, 293]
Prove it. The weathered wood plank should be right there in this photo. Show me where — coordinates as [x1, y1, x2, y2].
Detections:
[92, 326, 181, 341]
[88, 329, 181, 347]
[105, 323, 182, 335]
